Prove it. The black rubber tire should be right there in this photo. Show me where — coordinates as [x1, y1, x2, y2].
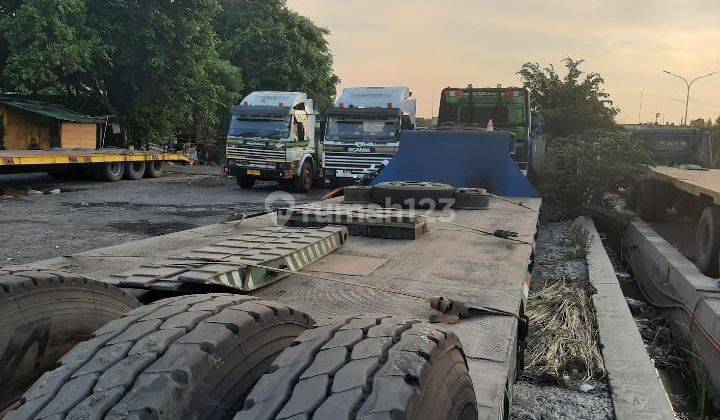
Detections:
[0, 270, 138, 412]
[635, 180, 668, 222]
[6, 294, 313, 420]
[236, 315, 477, 420]
[293, 161, 313, 193]
[696, 206, 720, 277]
[372, 181, 455, 209]
[93, 162, 125, 182]
[344, 186, 373, 204]
[237, 175, 256, 189]
[123, 161, 146, 180]
[144, 161, 164, 178]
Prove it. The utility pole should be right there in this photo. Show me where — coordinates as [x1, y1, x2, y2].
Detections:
[663, 70, 717, 125]
[638, 91, 643, 124]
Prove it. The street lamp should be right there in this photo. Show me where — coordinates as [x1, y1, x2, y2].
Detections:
[664, 70, 717, 125]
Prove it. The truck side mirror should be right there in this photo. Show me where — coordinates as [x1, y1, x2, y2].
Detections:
[296, 122, 305, 141]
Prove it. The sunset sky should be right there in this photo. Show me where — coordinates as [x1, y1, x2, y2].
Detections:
[286, 0, 720, 124]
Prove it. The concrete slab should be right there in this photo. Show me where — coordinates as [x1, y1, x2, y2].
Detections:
[623, 219, 720, 395]
[580, 217, 675, 420]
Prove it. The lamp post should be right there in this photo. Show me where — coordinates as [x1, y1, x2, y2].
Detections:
[664, 70, 717, 125]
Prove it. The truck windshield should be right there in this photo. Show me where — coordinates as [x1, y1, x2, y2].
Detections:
[229, 117, 291, 140]
[326, 120, 398, 142]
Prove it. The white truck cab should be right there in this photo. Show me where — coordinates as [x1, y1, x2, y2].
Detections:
[225, 91, 319, 192]
[323, 87, 416, 186]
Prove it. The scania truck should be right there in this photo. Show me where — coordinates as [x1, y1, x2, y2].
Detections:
[322, 87, 416, 186]
[225, 91, 319, 192]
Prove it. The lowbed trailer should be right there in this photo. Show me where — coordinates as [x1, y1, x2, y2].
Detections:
[3, 194, 540, 419]
[0, 149, 193, 181]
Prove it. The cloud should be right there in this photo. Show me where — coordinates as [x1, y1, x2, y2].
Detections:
[287, 0, 720, 122]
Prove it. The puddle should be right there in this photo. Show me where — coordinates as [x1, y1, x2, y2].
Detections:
[107, 220, 197, 236]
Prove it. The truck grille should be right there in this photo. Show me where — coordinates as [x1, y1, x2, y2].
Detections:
[227, 146, 286, 168]
[324, 152, 396, 175]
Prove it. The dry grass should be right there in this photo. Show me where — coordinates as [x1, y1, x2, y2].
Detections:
[525, 277, 606, 382]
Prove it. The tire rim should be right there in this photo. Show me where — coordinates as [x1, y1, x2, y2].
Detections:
[132, 162, 144, 172]
[109, 163, 122, 176]
[303, 166, 312, 189]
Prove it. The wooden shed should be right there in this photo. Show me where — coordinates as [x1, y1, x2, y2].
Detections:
[0, 97, 102, 151]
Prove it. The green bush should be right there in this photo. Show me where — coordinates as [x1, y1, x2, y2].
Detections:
[537, 129, 651, 217]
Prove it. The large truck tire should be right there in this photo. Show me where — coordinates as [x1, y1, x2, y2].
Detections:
[293, 161, 314, 193]
[93, 162, 125, 182]
[635, 179, 669, 222]
[144, 161, 164, 178]
[236, 316, 477, 420]
[0, 270, 138, 412]
[6, 294, 313, 420]
[237, 175, 256, 189]
[696, 206, 720, 277]
[123, 161, 146, 180]
[372, 181, 455, 209]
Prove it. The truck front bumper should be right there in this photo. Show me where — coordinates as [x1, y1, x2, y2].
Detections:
[226, 165, 295, 181]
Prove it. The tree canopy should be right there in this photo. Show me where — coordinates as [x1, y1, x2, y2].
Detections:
[0, 0, 339, 145]
[518, 58, 619, 137]
[215, 0, 339, 112]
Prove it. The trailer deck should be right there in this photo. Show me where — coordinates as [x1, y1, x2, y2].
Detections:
[0, 149, 192, 168]
[12, 197, 540, 418]
[650, 165, 720, 205]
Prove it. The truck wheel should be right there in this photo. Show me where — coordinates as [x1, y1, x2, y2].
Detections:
[0, 270, 138, 412]
[144, 160, 164, 178]
[293, 161, 313, 193]
[237, 175, 256, 189]
[6, 294, 313, 420]
[696, 206, 720, 277]
[93, 162, 125, 182]
[635, 180, 668, 222]
[123, 161, 146, 180]
[372, 181, 455, 209]
[236, 316, 477, 420]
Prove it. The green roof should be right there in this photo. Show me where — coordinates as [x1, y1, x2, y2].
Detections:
[0, 97, 103, 124]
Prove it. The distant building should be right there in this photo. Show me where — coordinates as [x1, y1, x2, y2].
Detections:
[0, 97, 103, 150]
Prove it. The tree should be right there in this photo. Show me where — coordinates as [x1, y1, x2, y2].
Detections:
[518, 58, 618, 137]
[538, 129, 651, 217]
[1, 0, 243, 145]
[215, 0, 339, 111]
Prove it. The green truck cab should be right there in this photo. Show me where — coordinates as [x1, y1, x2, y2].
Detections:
[225, 91, 319, 192]
[438, 85, 532, 165]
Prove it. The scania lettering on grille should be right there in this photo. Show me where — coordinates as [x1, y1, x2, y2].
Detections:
[347, 147, 373, 153]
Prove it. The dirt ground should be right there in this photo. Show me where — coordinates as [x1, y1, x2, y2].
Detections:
[0, 165, 324, 266]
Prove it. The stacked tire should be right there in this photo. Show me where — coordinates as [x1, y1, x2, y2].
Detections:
[0, 270, 138, 412]
[7, 301, 479, 420]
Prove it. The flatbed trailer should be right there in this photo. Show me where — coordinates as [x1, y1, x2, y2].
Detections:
[0, 149, 193, 181]
[635, 165, 720, 277]
[7, 196, 540, 418]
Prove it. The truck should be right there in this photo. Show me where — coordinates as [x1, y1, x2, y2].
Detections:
[437, 85, 532, 166]
[225, 91, 319, 193]
[0, 96, 192, 181]
[627, 126, 718, 169]
[322, 87, 416, 186]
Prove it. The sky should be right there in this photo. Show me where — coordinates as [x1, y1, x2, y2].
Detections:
[286, 0, 720, 124]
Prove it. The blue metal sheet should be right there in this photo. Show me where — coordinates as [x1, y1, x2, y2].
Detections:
[373, 130, 539, 198]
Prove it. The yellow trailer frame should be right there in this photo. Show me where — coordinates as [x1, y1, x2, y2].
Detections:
[0, 149, 193, 167]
